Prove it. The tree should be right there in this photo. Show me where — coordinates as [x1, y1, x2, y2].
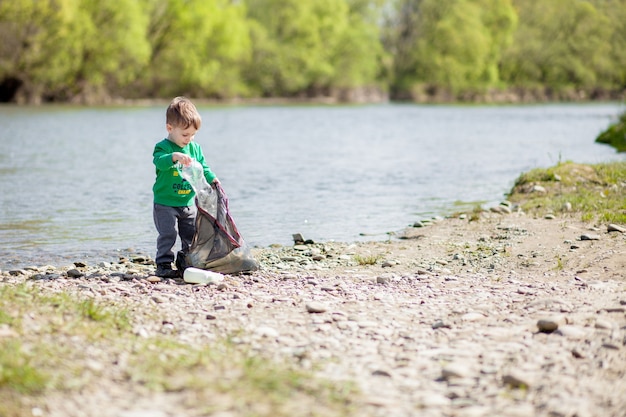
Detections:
[387, 0, 516, 99]
[243, 0, 386, 97]
[501, 0, 612, 91]
[68, 0, 151, 102]
[590, 0, 626, 90]
[243, 0, 344, 96]
[330, 0, 389, 91]
[141, 0, 251, 98]
[0, 0, 151, 103]
[0, 0, 81, 103]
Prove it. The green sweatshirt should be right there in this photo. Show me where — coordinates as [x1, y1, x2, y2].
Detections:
[152, 138, 217, 207]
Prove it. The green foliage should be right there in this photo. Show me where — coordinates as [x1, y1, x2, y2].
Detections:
[0, 0, 80, 101]
[141, 0, 251, 98]
[243, 0, 339, 95]
[0, 0, 625, 102]
[596, 111, 626, 152]
[243, 0, 386, 96]
[330, 0, 389, 89]
[500, 0, 612, 90]
[389, 0, 517, 97]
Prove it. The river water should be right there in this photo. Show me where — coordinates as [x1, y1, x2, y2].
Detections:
[1, 102, 624, 269]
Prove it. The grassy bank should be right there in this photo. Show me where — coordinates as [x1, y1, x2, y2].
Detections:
[0, 283, 356, 417]
[507, 161, 626, 224]
[596, 112, 626, 152]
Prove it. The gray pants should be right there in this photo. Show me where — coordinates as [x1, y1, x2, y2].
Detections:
[153, 203, 197, 265]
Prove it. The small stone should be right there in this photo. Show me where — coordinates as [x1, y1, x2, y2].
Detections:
[532, 185, 546, 193]
[151, 295, 168, 304]
[146, 276, 161, 283]
[580, 234, 600, 241]
[544, 214, 556, 220]
[601, 343, 620, 350]
[376, 275, 391, 284]
[555, 325, 586, 339]
[502, 371, 533, 388]
[306, 302, 327, 314]
[255, 326, 279, 338]
[537, 317, 563, 333]
[607, 224, 626, 233]
[372, 369, 392, 377]
[595, 319, 613, 330]
[442, 363, 471, 380]
[66, 269, 84, 278]
[432, 320, 451, 329]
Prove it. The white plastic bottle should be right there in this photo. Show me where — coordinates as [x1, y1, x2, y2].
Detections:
[183, 267, 224, 284]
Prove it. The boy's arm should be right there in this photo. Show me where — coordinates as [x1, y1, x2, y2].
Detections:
[153, 143, 192, 167]
[153, 142, 175, 169]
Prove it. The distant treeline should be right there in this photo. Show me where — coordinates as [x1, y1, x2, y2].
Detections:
[1, 0, 625, 104]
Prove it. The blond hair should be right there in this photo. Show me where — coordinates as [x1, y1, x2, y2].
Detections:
[166, 96, 202, 129]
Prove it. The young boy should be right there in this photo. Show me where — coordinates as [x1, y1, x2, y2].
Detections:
[152, 96, 219, 278]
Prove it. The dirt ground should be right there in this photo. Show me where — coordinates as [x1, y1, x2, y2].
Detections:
[3, 210, 626, 417]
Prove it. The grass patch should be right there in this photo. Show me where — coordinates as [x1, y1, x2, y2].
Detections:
[130, 338, 357, 415]
[507, 161, 626, 225]
[353, 254, 382, 265]
[0, 282, 357, 417]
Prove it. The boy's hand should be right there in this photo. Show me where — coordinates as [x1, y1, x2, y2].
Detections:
[212, 178, 220, 184]
[172, 152, 192, 166]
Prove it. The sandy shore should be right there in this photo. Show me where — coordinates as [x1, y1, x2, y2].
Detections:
[2, 210, 625, 417]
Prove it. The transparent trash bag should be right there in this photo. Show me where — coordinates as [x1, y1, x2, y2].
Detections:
[178, 160, 217, 217]
[177, 160, 259, 274]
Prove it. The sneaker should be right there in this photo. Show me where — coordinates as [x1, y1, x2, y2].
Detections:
[155, 263, 178, 278]
[175, 251, 188, 275]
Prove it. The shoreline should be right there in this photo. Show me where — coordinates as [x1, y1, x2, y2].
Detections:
[2, 89, 625, 107]
[2, 209, 625, 416]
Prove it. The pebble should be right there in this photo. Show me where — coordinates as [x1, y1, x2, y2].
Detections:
[502, 371, 533, 388]
[305, 302, 327, 314]
[607, 223, 626, 233]
[555, 325, 587, 339]
[537, 316, 565, 333]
